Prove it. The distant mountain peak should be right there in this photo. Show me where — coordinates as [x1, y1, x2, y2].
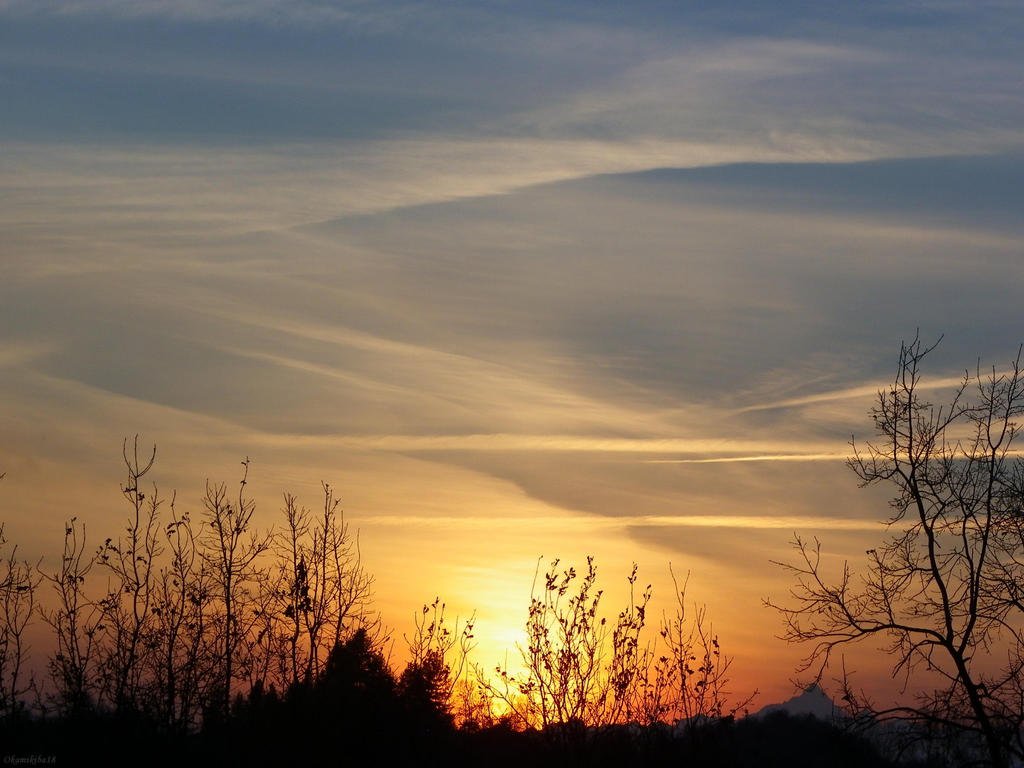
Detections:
[750, 684, 845, 722]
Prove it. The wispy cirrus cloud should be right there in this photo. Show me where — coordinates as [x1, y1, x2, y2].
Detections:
[243, 432, 846, 459]
[0, 341, 55, 368]
[0, 0, 395, 27]
[1, 138, 868, 242]
[357, 513, 880, 532]
[734, 375, 970, 415]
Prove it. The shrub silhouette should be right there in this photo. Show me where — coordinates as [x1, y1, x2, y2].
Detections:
[479, 556, 753, 733]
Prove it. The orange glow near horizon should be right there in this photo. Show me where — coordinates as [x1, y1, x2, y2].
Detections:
[0, 403, 911, 713]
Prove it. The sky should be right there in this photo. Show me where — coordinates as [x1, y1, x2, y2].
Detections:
[2, 0, 1024, 705]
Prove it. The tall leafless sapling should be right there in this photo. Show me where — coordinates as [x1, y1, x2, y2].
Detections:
[95, 437, 163, 713]
[43, 518, 102, 715]
[151, 502, 214, 731]
[199, 458, 270, 717]
[400, 597, 476, 720]
[0, 469, 42, 719]
[640, 567, 755, 728]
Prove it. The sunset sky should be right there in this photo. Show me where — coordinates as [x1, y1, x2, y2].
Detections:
[2, 1, 1024, 705]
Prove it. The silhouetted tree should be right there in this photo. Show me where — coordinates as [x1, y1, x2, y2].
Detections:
[253, 485, 377, 692]
[151, 503, 214, 731]
[292, 627, 401, 754]
[399, 597, 475, 730]
[95, 437, 163, 714]
[43, 517, 102, 715]
[639, 567, 755, 727]
[451, 676, 498, 731]
[770, 336, 1024, 768]
[0, 476, 41, 719]
[199, 457, 270, 719]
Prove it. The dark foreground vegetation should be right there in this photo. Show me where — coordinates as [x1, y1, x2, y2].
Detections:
[0, 445, 908, 767]
[0, 632, 902, 768]
[3, 336, 1024, 767]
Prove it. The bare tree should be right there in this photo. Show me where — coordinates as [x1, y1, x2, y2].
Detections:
[400, 597, 475, 719]
[21, 445, 382, 731]
[43, 518, 102, 715]
[450, 676, 497, 731]
[296, 482, 376, 680]
[0, 471, 42, 719]
[41, 440, 220, 727]
[769, 336, 1024, 768]
[0, 520, 41, 719]
[602, 563, 652, 725]
[151, 502, 214, 731]
[199, 458, 270, 717]
[639, 567, 755, 727]
[95, 437, 163, 713]
[251, 484, 377, 692]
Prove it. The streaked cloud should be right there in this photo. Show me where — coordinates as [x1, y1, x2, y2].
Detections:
[0, 341, 55, 368]
[358, 513, 880, 532]
[0, 0, 381, 27]
[734, 375, 970, 414]
[0, 137, 891, 242]
[243, 433, 846, 458]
